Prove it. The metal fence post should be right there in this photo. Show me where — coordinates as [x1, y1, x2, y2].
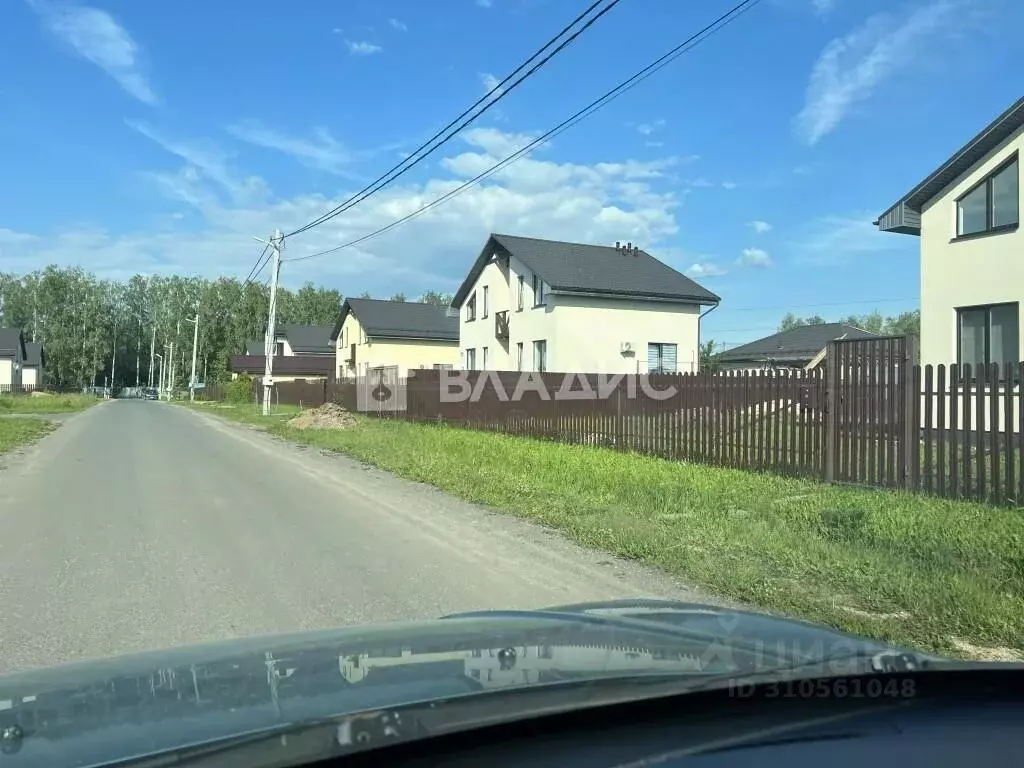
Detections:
[825, 341, 839, 483]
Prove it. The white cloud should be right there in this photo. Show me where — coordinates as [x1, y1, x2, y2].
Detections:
[29, 0, 157, 104]
[794, 0, 963, 144]
[721, 181, 738, 190]
[739, 247, 773, 267]
[636, 119, 666, 136]
[228, 122, 359, 177]
[345, 39, 382, 56]
[811, 0, 836, 14]
[791, 212, 903, 265]
[747, 220, 773, 233]
[686, 262, 727, 278]
[476, 0, 494, 7]
[479, 72, 503, 95]
[645, 141, 664, 148]
[5, 127, 685, 298]
[388, 18, 407, 31]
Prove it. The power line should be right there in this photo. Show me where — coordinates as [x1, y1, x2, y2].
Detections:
[286, 0, 762, 265]
[242, 242, 271, 287]
[723, 297, 919, 313]
[285, 0, 622, 239]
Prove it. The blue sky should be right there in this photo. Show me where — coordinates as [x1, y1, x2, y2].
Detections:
[1, 0, 1021, 346]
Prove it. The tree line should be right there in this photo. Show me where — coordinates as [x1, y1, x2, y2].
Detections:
[0, 267, 453, 389]
[778, 310, 920, 336]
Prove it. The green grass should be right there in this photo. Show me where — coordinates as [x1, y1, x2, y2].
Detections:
[0, 417, 54, 455]
[0, 393, 99, 414]
[182, 402, 1024, 659]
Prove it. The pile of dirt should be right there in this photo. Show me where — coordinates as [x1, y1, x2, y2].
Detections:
[287, 402, 357, 430]
[29, 391, 53, 398]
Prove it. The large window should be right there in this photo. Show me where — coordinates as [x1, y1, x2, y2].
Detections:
[466, 292, 477, 321]
[482, 285, 489, 318]
[533, 340, 547, 372]
[958, 303, 1019, 373]
[956, 156, 1019, 237]
[647, 342, 678, 374]
[532, 274, 546, 307]
[465, 348, 476, 370]
[516, 342, 523, 371]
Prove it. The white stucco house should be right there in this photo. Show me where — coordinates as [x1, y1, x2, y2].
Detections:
[0, 329, 27, 392]
[450, 234, 720, 374]
[875, 95, 1022, 372]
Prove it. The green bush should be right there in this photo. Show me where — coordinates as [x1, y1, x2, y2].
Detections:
[224, 376, 255, 405]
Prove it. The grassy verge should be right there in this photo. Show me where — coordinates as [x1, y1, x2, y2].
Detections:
[0, 417, 54, 455]
[0, 393, 99, 414]
[182, 402, 1024, 659]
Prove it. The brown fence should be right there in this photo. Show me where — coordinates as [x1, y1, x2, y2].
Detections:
[200, 334, 1024, 505]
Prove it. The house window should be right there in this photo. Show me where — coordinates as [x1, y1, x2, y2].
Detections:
[517, 275, 524, 311]
[516, 342, 523, 371]
[465, 348, 476, 370]
[482, 346, 489, 370]
[533, 340, 547, 372]
[482, 286, 489, 318]
[466, 292, 477, 321]
[275, 341, 284, 357]
[956, 155, 1019, 237]
[647, 343, 678, 374]
[532, 274, 546, 307]
[958, 303, 1020, 374]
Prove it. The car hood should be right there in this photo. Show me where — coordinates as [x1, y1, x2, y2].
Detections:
[0, 599, 925, 765]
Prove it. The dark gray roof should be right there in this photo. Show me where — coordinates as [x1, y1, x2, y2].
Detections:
[876, 95, 1024, 236]
[24, 342, 43, 367]
[0, 329, 26, 361]
[281, 324, 334, 353]
[245, 340, 264, 356]
[717, 323, 880, 364]
[331, 299, 459, 342]
[451, 234, 721, 308]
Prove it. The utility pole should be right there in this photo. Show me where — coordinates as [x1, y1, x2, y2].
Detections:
[149, 325, 156, 388]
[110, 316, 118, 395]
[187, 304, 200, 402]
[155, 352, 164, 396]
[136, 314, 142, 388]
[262, 228, 284, 416]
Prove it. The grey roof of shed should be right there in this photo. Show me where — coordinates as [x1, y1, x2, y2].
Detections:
[24, 342, 44, 367]
[451, 234, 721, 308]
[875, 95, 1024, 236]
[281, 324, 334, 353]
[331, 299, 459, 342]
[717, 323, 880, 364]
[0, 329, 26, 360]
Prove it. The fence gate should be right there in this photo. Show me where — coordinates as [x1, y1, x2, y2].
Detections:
[825, 335, 918, 489]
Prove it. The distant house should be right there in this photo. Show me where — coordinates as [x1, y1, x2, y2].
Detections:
[716, 323, 880, 372]
[331, 298, 460, 380]
[875, 95, 1022, 371]
[451, 233, 720, 374]
[0, 329, 27, 391]
[22, 342, 45, 390]
[230, 323, 336, 382]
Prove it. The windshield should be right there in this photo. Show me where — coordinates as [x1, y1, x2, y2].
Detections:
[1, 0, 1022, 765]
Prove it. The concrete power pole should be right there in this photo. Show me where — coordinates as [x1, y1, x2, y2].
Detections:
[155, 352, 164, 396]
[149, 325, 156, 388]
[187, 307, 200, 402]
[136, 315, 142, 388]
[262, 229, 284, 416]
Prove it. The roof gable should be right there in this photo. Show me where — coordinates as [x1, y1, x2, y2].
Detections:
[281, 324, 334, 353]
[24, 342, 44, 367]
[876, 96, 1024, 236]
[0, 329, 26, 361]
[331, 299, 459, 342]
[717, 323, 880, 364]
[451, 234, 721, 308]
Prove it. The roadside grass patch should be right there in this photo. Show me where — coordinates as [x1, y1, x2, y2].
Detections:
[0, 393, 99, 414]
[0, 418, 54, 455]
[184, 403, 1024, 659]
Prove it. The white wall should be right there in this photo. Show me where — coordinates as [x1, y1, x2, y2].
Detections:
[0, 359, 19, 389]
[21, 366, 39, 388]
[458, 251, 703, 373]
[919, 124, 1024, 367]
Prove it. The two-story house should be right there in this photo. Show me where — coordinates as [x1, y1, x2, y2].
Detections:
[230, 323, 336, 382]
[875, 96, 1023, 371]
[331, 298, 460, 380]
[0, 328, 27, 392]
[451, 234, 720, 374]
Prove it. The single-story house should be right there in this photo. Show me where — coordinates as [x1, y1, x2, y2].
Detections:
[451, 233, 720, 374]
[330, 298, 460, 380]
[716, 323, 880, 372]
[230, 323, 336, 383]
[0, 329, 27, 392]
[22, 342, 45, 389]
[875, 95, 1022, 371]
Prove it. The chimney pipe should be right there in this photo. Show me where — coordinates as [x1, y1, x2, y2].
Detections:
[615, 241, 621, 251]
[626, 241, 632, 254]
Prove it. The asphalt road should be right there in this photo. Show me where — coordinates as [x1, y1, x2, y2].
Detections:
[0, 401, 711, 675]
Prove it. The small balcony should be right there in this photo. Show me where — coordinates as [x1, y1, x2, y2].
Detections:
[495, 310, 509, 340]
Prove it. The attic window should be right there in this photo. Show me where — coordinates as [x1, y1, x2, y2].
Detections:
[532, 274, 546, 307]
[956, 155, 1019, 237]
[466, 292, 477, 321]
